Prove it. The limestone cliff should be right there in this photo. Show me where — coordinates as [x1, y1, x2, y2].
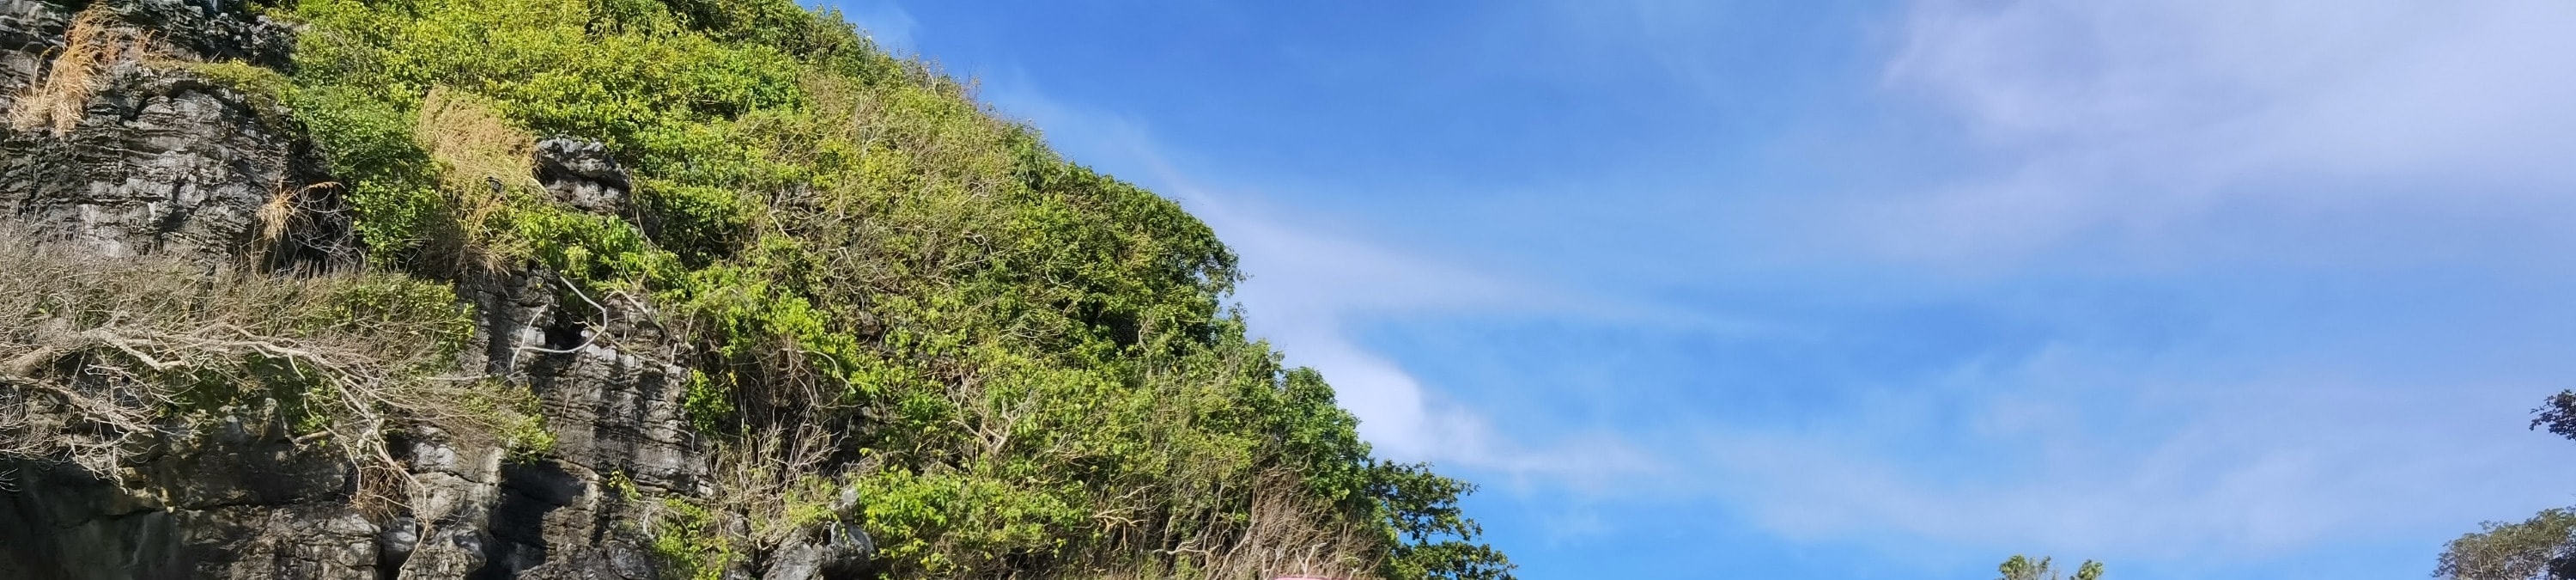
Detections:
[0, 1, 866, 577]
[0, 0, 1518, 578]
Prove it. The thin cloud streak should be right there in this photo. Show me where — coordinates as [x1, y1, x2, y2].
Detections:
[985, 82, 1659, 486]
[832, 0, 917, 52]
[1646, 0, 2576, 565]
[1694, 348, 2576, 560]
[1852, 0, 2576, 269]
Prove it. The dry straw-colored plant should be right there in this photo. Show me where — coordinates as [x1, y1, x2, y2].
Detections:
[1100, 470, 1377, 580]
[256, 180, 365, 274]
[419, 85, 541, 193]
[416, 85, 544, 273]
[1206, 473, 1381, 580]
[0, 230, 541, 515]
[696, 422, 847, 556]
[8, 7, 158, 136]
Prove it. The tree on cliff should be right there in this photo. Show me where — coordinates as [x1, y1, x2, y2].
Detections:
[2438, 509, 2576, 580]
[2428, 391, 2576, 580]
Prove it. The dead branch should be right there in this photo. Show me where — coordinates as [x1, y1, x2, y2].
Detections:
[0, 229, 538, 515]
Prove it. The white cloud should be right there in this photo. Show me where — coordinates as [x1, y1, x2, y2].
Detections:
[1698, 342, 2576, 562]
[969, 0, 2576, 552]
[1148, 149, 1661, 488]
[1676, 3, 2576, 559]
[1858, 0, 2576, 268]
[829, 0, 917, 53]
[982, 80, 1659, 486]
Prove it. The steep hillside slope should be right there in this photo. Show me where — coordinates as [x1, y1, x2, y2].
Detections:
[0, 0, 1512, 578]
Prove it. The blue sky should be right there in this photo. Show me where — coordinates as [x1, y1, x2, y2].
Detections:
[825, 2, 2576, 578]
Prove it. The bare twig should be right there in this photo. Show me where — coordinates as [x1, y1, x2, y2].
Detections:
[517, 273, 611, 355]
[0, 230, 540, 514]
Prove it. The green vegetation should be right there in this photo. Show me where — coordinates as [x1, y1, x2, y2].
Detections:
[2432, 392, 2576, 580]
[157, 0, 1523, 577]
[653, 497, 739, 580]
[2438, 509, 2576, 580]
[1996, 555, 2104, 580]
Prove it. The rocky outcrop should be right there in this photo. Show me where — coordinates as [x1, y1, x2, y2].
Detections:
[424, 266, 714, 580]
[0, 1, 868, 578]
[0, 0, 332, 268]
[0, 400, 381, 580]
[535, 137, 631, 217]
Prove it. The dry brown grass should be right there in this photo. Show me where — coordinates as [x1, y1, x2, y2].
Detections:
[1139, 472, 1380, 580]
[7, 7, 157, 136]
[1206, 476, 1381, 580]
[418, 86, 540, 192]
[255, 180, 364, 273]
[415, 86, 541, 273]
[1034, 468, 1377, 580]
[0, 229, 542, 514]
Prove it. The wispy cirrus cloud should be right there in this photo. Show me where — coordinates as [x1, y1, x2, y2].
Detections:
[1662, 0, 2576, 568]
[1855, 0, 2576, 269]
[830, 0, 917, 53]
[981, 80, 1659, 488]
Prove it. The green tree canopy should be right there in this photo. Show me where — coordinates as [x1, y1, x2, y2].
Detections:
[1998, 554, 2104, 580]
[2437, 509, 2576, 580]
[2427, 389, 2576, 580]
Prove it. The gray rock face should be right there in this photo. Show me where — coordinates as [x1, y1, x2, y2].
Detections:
[763, 522, 875, 580]
[0, 2, 867, 578]
[0, 0, 349, 271]
[535, 137, 631, 216]
[0, 400, 380, 580]
[434, 266, 714, 580]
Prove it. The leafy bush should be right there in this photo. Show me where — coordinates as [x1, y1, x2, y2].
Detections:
[1996, 555, 2105, 580]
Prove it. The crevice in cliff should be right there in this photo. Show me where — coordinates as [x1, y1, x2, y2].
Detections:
[471, 461, 579, 579]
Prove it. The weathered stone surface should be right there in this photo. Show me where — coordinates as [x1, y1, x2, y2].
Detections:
[0, 0, 349, 271]
[535, 137, 631, 216]
[0, 402, 378, 580]
[456, 265, 714, 580]
[1, 66, 306, 260]
[764, 522, 875, 580]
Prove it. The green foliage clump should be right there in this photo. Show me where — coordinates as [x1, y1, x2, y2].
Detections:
[258, 0, 1516, 577]
[2438, 509, 2576, 580]
[1997, 555, 2104, 580]
[2433, 392, 2576, 580]
[651, 498, 738, 580]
